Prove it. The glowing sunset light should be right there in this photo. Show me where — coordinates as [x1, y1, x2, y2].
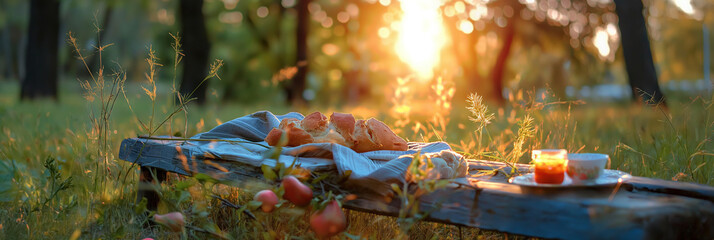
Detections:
[459, 20, 474, 34]
[671, 0, 695, 15]
[593, 28, 610, 58]
[395, 0, 447, 80]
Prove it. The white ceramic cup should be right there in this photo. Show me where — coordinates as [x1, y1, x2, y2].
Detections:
[566, 153, 609, 183]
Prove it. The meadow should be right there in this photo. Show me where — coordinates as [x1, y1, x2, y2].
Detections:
[0, 78, 712, 239]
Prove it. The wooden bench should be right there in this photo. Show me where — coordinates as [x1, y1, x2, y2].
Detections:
[119, 137, 714, 239]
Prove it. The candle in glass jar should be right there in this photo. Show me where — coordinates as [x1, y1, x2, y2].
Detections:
[532, 149, 567, 184]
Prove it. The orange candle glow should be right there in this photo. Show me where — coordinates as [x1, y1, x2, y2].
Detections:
[532, 149, 567, 184]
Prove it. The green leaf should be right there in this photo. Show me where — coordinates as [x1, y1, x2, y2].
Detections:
[248, 200, 263, 210]
[134, 197, 148, 214]
[194, 173, 218, 184]
[311, 173, 330, 185]
[175, 179, 195, 191]
[282, 207, 306, 216]
[270, 145, 283, 160]
[262, 230, 278, 240]
[238, 204, 249, 214]
[0, 160, 19, 202]
[434, 180, 448, 189]
[391, 184, 402, 195]
[177, 190, 191, 204]
[277, 131, 288, 147]
[274, 200, 285, 209]
[277, 162, 287, 178]
[197, 210, 210, 218]
[288, 156, 298, 169]
[261, 164, 277, 181]
[261, 148, 275, 160]
[338, 170, 353, 184]
[111, 225, 126, 239]
[275, 185, 285, 198]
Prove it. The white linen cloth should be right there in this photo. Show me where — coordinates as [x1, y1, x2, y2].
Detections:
[190, 111, 466, 195]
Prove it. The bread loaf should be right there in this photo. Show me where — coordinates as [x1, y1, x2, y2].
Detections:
[265, 112, 408, 152]
[265, 118, 314, 147]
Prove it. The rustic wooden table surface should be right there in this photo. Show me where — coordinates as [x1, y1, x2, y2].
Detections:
[119, 137, 714, 240]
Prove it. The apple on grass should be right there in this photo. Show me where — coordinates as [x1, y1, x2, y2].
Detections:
[153, 212, 185, 232]
[310, 200, 347, 239]
[254, 189, 279, 213]
[281, 175, 313, 207]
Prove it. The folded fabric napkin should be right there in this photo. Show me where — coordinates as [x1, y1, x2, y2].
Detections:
[190, 111, 467, 195]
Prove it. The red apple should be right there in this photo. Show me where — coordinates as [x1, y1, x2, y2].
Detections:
[281, 176, 313, 207]
[254, 189, 279, 213]
[153, 212, 185, 232]
[310, 200, 347, 239]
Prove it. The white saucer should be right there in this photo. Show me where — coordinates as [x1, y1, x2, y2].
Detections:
[508, 169, 631, 187]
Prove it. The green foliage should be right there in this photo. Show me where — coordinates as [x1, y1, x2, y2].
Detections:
[391, 151, 451, 239]
[0, 79, 713, 238]
[0, 160, 21, 202]
[34, 157, 75, 212]
[2, 0, 713, 238]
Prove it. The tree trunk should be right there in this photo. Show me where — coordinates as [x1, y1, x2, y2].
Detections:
[442, 12, 483, 100]
[1, 24, 11, 80]
[490, 20, 515, 106]
[614, 0, 666, 106]
[0, 0, 7, 80]
[551, 58, 567, 99]
[465, 32, 483, 95]
[178, 0, 211, 105]
[288, 0, 309, 106]
[21, 0, 60, 100]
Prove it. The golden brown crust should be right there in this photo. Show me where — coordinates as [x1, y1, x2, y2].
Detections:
[329, 112, 355, 143]
[352, 120, 380, 153]
[284, 124, 314, 146]
[279, 118, 301, 129]
[301, 112, 328, 135]
[266, 118, 314, 147]
[265, 112, 408, 153]
[365, 118, 408, 151]
[265, 128, 284, 146]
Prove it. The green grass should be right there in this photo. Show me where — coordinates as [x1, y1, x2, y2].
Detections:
[0, 80, 712, 239]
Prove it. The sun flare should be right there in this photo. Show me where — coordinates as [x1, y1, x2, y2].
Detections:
[395, 0, 447, 80]
[593, 29, 610, 58]
[671, 0, 695, 15]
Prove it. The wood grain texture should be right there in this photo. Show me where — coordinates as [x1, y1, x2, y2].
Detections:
[119, 137, 714, 239]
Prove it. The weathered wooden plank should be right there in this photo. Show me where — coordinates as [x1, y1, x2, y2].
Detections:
[118, 137, 714, 239]
[624, 176, 714, 202]
[119, 137, 336, 176]
[346, 179, 714, 239]
[467, 160, 714, 202]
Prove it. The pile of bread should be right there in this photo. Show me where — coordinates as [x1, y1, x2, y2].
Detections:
[265, 111, 468, 179]
[265, 112, 408, 152]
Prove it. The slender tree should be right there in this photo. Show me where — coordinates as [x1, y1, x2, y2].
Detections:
[490, 19, 515, 106]
[178, 0, 211, 105]
[21, 0, 60, 100]
[614, 0, 666, 106]
[289, 0, 310, 105]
